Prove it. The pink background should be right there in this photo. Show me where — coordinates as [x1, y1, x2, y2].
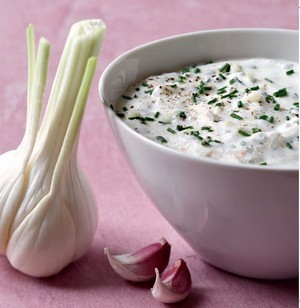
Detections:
[0, 0, 298, 307]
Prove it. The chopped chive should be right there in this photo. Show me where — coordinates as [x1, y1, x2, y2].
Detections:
[144, 89, 154, 95]
[144, 117, 155, 121]
[221, 89, 238, 99]
[238, 129, 251, 137]
[197, 81, 212, 94]
[286, 142, 293, 149]
[229, 78, 236, 85]
[237, 101, 243, 108]
[293, 102, 299, 108]
[250, 86, 259, 91]
[260, 162, 268, 166]
[154, 111, 160, 118]
[207, 97, 218, 105]
[128, 116, 144, 121]
[122, 106, 128, 112]
[158, 121, 171, 125]
[252, 127, 261, 134]
[259, 115, 268, 120]
[266, 95, 276, 104]
[192, 92, 198, 103]
[219, 73, 227, 80]
[170, 84, 178, 88]
[178, 111, 187, 119]
[217, 86, 227, 94]
[230, 113, 243, 120]
[201, 126, 214, 132]
[177, 125, 194, 131]
[167, 127, 176, 134]
[219, 63, 231, 73]
[265, 78, 274, 83]
[116, 113, 125, 118]
[286, 115, 291, 121]
[182, 67, 190, 74]
[201, 140, 210, 147]
[178, 75, 186, 83]
[194, 67, 201, 73]
[286, 69, 295, 75]
[156, 136, 167, 143]
[273, 88, 288, 97]
[274, 104, 281, 111]
[142, 82, 149, 87]
[259, 114, 274, 123]
[190, 130, 203, 140]
[122, 95, 133, 100]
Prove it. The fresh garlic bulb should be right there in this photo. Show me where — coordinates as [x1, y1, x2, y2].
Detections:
[0, 20, 105, 277]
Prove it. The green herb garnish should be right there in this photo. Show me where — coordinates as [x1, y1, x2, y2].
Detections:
[156, 136, 167, 143]
[259, 114, 274, 123]
[219, 63, 231, 73]
[192, 92, 198, 103]
[144, 89, 154, 95]
[252, 127, 262, 134]
[230, 113, 243, 120]
[274, 104, 281, 111]
[178, 75, 186, 83]
[273, 88, 288, 97]
[217, 86, 227, 94]
[207, 97, 218, 105]
[238, 129, 251, 137]
[201, 126, 214, 132]
[190, 130, 203, 141]
[167, 127, 176, 134]
[178, 111, 187, 119]
[286, 69, 295, 75]
[122, 95, 133, 100]
[266, 95, 276, 104]
[221, 89, 238, 99]
[177, 125, 194, 131]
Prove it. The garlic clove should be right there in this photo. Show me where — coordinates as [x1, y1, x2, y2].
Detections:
[104, 238, 171, 282]
[151, 259, 192, 304]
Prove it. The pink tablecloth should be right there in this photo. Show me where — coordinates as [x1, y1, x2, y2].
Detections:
[0, 1, 298, 307]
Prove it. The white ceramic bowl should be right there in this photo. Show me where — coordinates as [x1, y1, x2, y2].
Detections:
[99, 29, 299, 279]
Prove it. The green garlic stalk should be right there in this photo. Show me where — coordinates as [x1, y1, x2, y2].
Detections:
[0, 20, 106, 277]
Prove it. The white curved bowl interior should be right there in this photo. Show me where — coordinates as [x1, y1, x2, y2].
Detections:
[99, 29, 299, 279]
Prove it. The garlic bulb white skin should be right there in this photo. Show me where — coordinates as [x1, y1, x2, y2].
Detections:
[0, 20, 106, 277]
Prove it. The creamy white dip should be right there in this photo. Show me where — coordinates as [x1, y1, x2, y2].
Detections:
[115, 58, 299, 167]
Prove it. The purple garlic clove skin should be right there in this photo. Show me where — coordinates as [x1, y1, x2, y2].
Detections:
[104, 237, 171, 282]
[151, 259, 192, 304]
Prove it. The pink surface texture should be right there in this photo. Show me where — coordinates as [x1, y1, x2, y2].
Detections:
[0, 0, 298, 307]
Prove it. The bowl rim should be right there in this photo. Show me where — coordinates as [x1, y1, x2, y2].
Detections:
[99, 28, 299, 172]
